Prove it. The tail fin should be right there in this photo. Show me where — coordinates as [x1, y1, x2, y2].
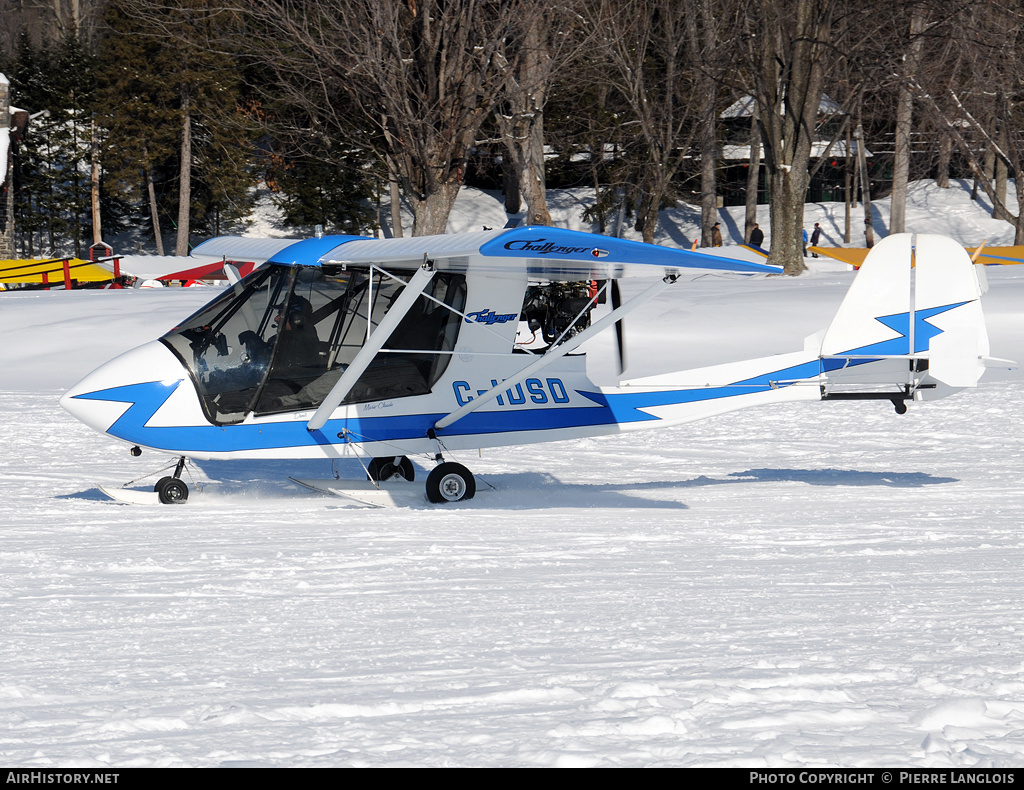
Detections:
[818, 233, 990, 405]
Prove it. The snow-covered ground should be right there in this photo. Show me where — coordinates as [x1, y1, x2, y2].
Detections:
[1, 183, 1023, 767]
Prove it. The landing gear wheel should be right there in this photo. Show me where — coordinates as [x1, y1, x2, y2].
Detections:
[367, 456, 415, 482]
[156, 477, 189, 504]
[425, 462, 475, 503]
[153, 476, 174, 492]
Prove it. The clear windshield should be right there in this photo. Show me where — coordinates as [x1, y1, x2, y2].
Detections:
[162, 264, 466, 424]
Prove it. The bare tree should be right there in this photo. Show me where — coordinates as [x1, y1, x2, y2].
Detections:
[744, 100, 762, 243]
[889, 4, 926, 234]
[585, 0, 702, 244]
[493, 2, 585, 226]
[736, 0, 836, 274]
[913, 1, 1024, 243]
[248, 0, 522, 237]
[0, 0, 106, 53]
[686, 0, 726, 248]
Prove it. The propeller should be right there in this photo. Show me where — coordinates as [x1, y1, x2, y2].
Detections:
[611, 279, 626, 375]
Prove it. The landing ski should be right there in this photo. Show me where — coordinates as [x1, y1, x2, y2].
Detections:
[98, 485, 163, 505]
[290, 478, 426, 508]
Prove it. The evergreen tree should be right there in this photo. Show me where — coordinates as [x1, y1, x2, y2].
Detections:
[99, 0, 259, 254]
[267, 143, 378, 235]
[95, 0, 179, 254]
[8, 31, 101, 257]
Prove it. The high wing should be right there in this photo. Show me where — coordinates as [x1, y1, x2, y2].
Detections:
[191, 227, 782, 279]
[189, 235, 366, 267]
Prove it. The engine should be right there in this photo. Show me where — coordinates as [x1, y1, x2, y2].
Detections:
[519, 281, 604, 344]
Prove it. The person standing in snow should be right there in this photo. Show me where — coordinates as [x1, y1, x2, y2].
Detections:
[810, 222, 822, 258]
[749, 223, 764, 248]
[711, 222, 723, 247]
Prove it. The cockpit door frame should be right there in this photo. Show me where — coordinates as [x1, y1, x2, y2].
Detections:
[306, 263, 437, 431]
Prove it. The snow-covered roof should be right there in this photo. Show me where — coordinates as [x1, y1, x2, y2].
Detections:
[721, 93, 844, 119]
[720, 140, 871, 160]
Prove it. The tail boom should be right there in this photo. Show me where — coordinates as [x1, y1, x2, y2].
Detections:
[601, 232, 992, 431]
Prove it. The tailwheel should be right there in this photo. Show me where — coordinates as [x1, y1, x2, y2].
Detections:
[425, 462, 475, 503]
[156, 476, 189, 504]
[367, 456, 415, 482]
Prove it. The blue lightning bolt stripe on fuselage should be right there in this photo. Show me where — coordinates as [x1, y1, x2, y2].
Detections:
[71, 361, 824, 454]
[579, 358, 826, 422]
[70, 302, 963, 454]
[71, 380, 623, 451]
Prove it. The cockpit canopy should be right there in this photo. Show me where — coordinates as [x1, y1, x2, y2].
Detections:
[161, 263, 467, 424]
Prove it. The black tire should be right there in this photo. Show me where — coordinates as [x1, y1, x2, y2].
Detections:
[425, 462, 475, 503]
[153, 476, 174, 492]
[157, 477, 189, 504]
[367, 456, 415, 482]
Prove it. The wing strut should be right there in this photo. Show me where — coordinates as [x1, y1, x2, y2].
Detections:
[432, 274, 678, 433]
[307, 263, 436, 432]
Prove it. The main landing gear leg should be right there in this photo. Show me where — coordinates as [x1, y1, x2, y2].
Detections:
[154, 456, 190, 504]
[424, 429, 475, 503]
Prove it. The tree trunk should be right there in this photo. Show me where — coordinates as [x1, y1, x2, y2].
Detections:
[890, 82, 912, 234]
[140, 142, 164, 256]
[695, 8, 718, 246]
[755, 0, 830, 275]
[936, 131, 951, 189]
[146, 165, 164, 256]
[699, 94, 719, 246]
[982, 145, 995, 207]
[503, 154, 521, 215]
[388, 156, 404, 238]
[1014, 172, 1024, 244]
[175, 86, 192, 256]
[890, 8, 925, 235]
[745, 105, 761, 243]
[71, 94, 81, 259]
[640, 186, 660, 245]
[90, 117, 102, 245]
[766, 168, 810, 271]
[856, 120, 874, 248]
[380, 123, 404, 238]
[411, 180, 461, 236]
[844, 120, 852, 242]
[389, 177, 404, 238]
[519, 112, 551, 226]
[993, 123, 1010, 220]
[516, 14, 551, 227]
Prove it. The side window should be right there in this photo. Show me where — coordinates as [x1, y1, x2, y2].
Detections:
[254, 270, 467, 413]
[345, 273, 467, 403]
[254, 268, 355, 414]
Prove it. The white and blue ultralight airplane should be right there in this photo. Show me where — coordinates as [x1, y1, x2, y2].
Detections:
[61, 227, 992, 505]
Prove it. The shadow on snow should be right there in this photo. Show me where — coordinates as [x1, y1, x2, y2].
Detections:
[56, 460, 958, 508]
